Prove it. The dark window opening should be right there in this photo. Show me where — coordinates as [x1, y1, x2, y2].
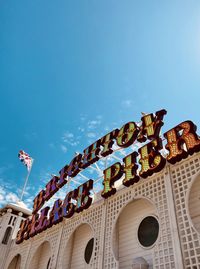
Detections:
[138, 216, 159, 247]
[2, 226, 12, 245]
[84, 238, 94, 264]
[12, 217, 16, 226]
[8, 216, 13, 225]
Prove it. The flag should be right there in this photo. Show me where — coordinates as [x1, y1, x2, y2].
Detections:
[18, 150, 33, 171]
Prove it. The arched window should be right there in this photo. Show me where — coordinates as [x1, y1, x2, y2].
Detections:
[2, 226, 12, 245]
[29, 241, 51, 269]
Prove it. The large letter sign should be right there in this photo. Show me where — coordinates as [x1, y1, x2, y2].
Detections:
[16, 110, 200, 244]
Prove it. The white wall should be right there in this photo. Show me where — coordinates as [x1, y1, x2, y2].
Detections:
[188, 174, 200, 233]
[114, 198, 157, 269]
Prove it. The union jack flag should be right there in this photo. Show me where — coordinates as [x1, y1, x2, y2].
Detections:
[18, 150, 33, 171]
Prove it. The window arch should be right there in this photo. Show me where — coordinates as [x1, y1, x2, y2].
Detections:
[2, 226, 12, 245]
[112, 198, 158, 269]
[7, 254, 21, 269]
[28, 241, 51, 269]
[62, 223, 94, 269]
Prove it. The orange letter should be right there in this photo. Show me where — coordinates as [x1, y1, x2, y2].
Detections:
[16, 219, 29, 244]
[164, 121, 200, 164]
[32, 190, 46, 214]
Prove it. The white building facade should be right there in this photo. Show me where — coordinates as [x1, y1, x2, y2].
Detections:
[1, 152, 200, 269]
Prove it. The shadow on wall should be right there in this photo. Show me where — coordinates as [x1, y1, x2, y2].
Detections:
[188, 174, 200, 234]
[28, 241, 51, 269]
[62, 223, 94, 269]
[7, 254, 21, 269]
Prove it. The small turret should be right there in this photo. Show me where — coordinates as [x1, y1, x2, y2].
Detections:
[0, 201, 31, 268]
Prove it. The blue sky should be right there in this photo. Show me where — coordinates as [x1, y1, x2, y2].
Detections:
[0, 0, 200, 209]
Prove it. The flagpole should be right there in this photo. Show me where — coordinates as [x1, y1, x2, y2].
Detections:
[20, 159, 34, 202]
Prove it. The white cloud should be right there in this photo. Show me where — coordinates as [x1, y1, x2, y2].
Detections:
[87, 120, 101, 129]
[49, 143, 56, 149]
[62, 132, 74, 140]
[80, 114, 87, 122]
[60, 144, 67, 153]
[121, 100, 132, 107]
[87, 132, 96, 138]
[6, 193, 19, 203]
[0, 186, 20, 207]
[96, 115, 102, 120]
[62, 131, 79, 147]
[78, 127, 85, 132]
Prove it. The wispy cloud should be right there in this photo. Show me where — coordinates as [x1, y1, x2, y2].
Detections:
[87, 120, 101, 129]
[78, 127, 85, 132]
[62, 131, 79, 147]
[24, 131, 38, 141]
[87, 132, 96, 138]
[60, 144, 67, 153]
[121, 99, 133, 108]
[49, 143, 56, 149]
[80, 114, 87, 122]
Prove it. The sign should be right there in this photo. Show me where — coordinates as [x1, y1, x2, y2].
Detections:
[16, 109, 200, 244]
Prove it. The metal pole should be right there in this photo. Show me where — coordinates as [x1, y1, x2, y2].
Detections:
[20, 159, 34, 201]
